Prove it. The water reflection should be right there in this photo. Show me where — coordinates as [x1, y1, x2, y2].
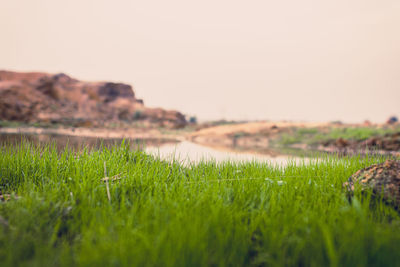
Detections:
[145, 141, 306, 165]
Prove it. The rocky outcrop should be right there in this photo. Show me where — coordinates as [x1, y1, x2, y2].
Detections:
[344, 160, 400, 208]
[321, 132, 400, 152]
[0, 70, 186, 128]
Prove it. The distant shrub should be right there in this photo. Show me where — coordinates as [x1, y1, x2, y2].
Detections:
[189, 116, 197, 124]
[133, 111, 143, 120]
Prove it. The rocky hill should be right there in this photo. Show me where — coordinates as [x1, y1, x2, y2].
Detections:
[0, 70, 186, 128]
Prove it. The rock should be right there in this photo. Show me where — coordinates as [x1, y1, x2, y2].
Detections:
[142, 108, 187, 128]
[344, 160, 400, 208]
[321, 132, 400, 153]
[98, 82, 135, 103]
[0, 70, 187, 128]
[362, 132, 400, 151]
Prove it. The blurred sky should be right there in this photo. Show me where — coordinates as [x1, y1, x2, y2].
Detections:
[1, 0, 399, 122]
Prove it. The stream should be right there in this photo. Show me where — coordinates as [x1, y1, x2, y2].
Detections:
[0, 133, 307, 165]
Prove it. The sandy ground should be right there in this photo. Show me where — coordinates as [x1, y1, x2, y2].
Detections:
[191, 121, 331, 136]
[188, 121, 333, 151]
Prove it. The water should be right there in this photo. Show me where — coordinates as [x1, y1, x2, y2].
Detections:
[0, 133, 305, 165]
[146, 141, 305, 165]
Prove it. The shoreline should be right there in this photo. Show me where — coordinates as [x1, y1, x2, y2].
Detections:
[0, 126, 186, 142]
[1, 122, 399, 158]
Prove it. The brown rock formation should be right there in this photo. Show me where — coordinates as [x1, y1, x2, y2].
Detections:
[0, 70, 186, 128]
[344, 160, 400, 208]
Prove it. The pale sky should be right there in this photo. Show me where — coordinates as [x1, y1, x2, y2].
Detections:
[1, 0, 399, 122]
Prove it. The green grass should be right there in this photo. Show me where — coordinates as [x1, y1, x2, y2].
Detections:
[0, 120, 50, 128]
[277, 126, 400, 146]
[0, 141, 399, 266]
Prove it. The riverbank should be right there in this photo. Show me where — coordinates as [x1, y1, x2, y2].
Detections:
[188, 121, 400, 156]
[0, 125, 185, 141]
[1, 121, 399, 157]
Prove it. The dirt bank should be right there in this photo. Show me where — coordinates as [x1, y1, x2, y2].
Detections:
[188, 121, 400, 156]
[188, 121, 329, 152]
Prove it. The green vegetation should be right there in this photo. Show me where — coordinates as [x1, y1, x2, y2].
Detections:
[0, 142, 400, 266]
[189, 116, 197, 124]
[277, 126, 400, 146]
[132, 110, 143, 120]
[0, 120, 56, 129]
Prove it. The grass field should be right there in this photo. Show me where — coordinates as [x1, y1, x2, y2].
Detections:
[277, 126, 400, 146]
[0, 141, 399, 266]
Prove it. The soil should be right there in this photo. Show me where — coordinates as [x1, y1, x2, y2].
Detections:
[188, 121, 400, 156]
[189, 121, 328, 150]
[320, 132, 400, 153]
